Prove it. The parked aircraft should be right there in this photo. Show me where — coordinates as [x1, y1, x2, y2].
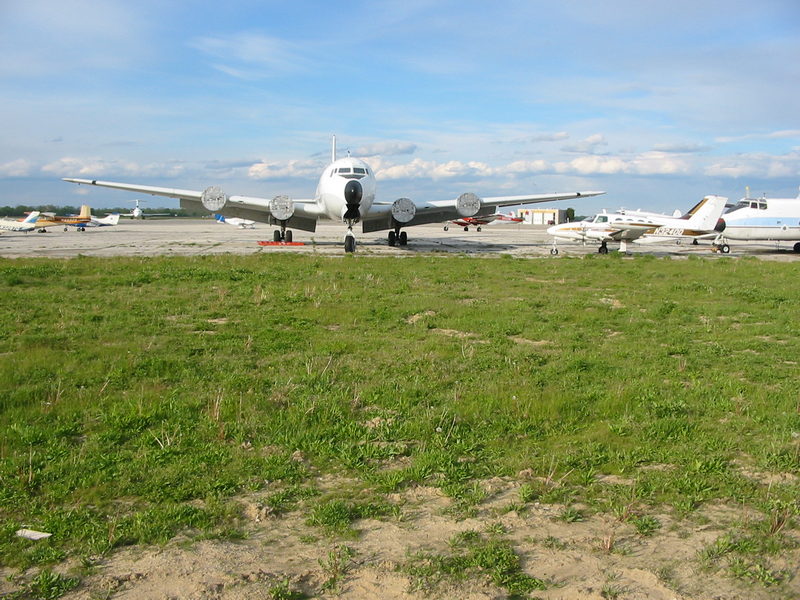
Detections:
[88, 213, 120, 227]
[214, 214, 255, 229]
[444, 213, 523, 231]
[34, 205, 92, 232]
[712, 188, 800, 253]
[547, 195, 727, 254]
[121, 199, 174, 219]
[0, 211, 40, 232]
[64, 137, 604, 252]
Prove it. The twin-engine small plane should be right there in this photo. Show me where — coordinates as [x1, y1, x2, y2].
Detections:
[64, 137, 604, 252]
[547, 195, 727, 254]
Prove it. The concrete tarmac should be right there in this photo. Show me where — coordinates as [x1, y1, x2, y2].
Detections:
[1, 218, 798, 260]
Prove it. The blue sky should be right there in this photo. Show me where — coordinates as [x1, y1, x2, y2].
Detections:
[2, 0, 799, 214]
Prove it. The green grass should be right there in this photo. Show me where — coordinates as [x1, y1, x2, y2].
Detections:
[1, 253, 799, 593]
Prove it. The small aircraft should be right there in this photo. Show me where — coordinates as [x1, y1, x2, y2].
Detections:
[120, 199, 174, 219]
[34, 205, 92, 232]
[547, 195, 727, 254]
[88, 213, 121, 227]
[214, 214, 255, 229]
[63, 136, 604, 252]
[712, 187, 800, 253]
[0, 211, 40, 232]
[443, 212, 523, 231]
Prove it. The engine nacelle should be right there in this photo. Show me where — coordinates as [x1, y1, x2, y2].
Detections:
[201, 186, 228, 212]
[270, 195, 295, 221]
[391, 197, 416, 224]
[456, 192, 481, 217]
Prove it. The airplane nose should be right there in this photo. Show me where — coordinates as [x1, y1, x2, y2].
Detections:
[344, 180, 363, 205]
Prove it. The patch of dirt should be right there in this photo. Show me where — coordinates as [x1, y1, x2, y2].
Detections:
[10, 478, 793, 600]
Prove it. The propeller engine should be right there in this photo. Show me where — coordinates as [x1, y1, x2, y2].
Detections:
[391, 197, 416, 224]
[201, 186, 228, 212]
[456, 192, 481, 217]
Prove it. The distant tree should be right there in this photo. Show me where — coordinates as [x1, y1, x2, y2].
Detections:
[566, 207, 575, 222]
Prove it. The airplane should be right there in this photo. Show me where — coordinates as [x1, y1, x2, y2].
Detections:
[443, 212, 523, 231]
[711, 187, 800, 253]
[88, 213, 121, 227]
[121, 199, 174, 219]
[63, 136, 604, 252]
[214, 214, 255, 229]
[33, 205, 92, 232]
[547, 195, 728, 254]
[0, 211, 40, 232]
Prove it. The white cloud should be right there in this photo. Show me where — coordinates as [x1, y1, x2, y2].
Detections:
[0, 159, 34, 177]
[561, 134, 608, 154]
[715, 130, 800, 144]
[42, 157, 187, 178]
[190, 33, 310, 79]
[705, 151, 800, 179]
[248, 158, 323, 180]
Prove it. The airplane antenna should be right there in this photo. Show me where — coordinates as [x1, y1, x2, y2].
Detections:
[331, 135, 336, 163]
[745, 185, 750, 200]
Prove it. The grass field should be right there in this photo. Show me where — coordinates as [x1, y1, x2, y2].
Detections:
[1, 253, 798, 597]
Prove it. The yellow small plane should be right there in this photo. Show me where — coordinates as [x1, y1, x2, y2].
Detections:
[34, 205, 92, 232]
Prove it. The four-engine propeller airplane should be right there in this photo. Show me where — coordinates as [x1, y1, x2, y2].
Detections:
[711, 187, 800, 253]
[547, 195, 727, 254]
[64, 137, 605, 252]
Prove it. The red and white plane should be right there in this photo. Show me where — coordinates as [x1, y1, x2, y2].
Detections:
[64, 137, 603, 252]
[444, 213, 523, 231]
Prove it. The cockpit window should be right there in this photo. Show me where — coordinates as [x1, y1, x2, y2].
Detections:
[354, 167, 366, 174]
[596, 215, 608, 223]
[338, 168, 351, 174]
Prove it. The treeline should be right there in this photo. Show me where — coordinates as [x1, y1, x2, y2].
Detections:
[0, 205, 208, 217]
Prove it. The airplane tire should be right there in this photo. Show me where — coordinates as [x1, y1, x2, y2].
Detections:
[463, 226, 469, 232]
[794, 242, 800, 253]
[443, 225, 449, 231]
[285, 230, 292, 243]
[399, 231, 407, 245]
[550, 248, 558, 255]
[477, 226, 482, 232]
[344, 236, 356, 253]
[720, 244, 730, 254]
[273, 230, 281, 242]
[388, 231, 396, 246]
[599, 246, 609, 254]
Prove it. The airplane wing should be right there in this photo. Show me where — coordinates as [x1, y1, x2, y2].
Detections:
[362, 191, 604, 233]
[63, 178, 322, 232]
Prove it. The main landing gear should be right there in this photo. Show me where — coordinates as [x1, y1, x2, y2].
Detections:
[387, 227, 408, 247]
[711, 234, 730, 254]
[598, 241, 609, 254]
[272, 220, 293, 243]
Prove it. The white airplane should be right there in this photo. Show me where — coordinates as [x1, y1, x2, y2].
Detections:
[121, 199, 173, 219]
[88, 213, 121, 227]
[712, 187, 800, 253]
[547, 195, 727, 254]
[214, 214, 255, 229]
[63, 137, 604, 252]
[0, 211, 40, 232]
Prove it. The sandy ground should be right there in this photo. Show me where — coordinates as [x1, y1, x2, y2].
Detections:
[1, 218, 799, 260]
[5, 476, 797, 600]
[2, 219, 799, 598]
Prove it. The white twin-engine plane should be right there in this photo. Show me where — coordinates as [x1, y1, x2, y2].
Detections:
[64, 137, 604, 252]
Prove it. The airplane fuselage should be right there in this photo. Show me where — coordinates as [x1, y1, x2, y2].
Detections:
[315, 157, 377, 223]
[720, 197, 800, 241]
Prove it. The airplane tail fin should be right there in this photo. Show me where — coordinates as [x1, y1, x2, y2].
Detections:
[79, 204, 91, 218]
[684, 195, 728, 230]
[105, 213, 120, 225]
[214, 214, 225, 223]
[331, 134, 337, 163]
[23, 211, 40, 223]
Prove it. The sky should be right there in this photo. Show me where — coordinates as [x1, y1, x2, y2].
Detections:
[2, 0, 799, 215]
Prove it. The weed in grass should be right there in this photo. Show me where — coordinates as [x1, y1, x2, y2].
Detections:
[268, 577, 306, 600]
[318, 544, 354, 593]
[7, 569, 80, 600]
[404, 531, 546, 596]
[631, 515, 661, 536]
[558, 506, 585, 523]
